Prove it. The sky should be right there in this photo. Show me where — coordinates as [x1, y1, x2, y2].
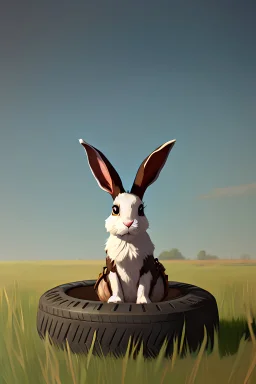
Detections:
[0, 1, 255, 261]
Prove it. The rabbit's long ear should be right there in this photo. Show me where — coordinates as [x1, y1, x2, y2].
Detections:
[130, 140, 176, 199]
[79, 139, 125, 199]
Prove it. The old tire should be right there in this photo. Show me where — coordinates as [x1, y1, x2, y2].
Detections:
[37, 280, 219, 358]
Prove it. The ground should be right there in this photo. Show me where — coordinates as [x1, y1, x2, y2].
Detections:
[0, 259, 255, 383]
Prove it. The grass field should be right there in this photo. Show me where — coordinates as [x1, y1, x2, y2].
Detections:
[0, 259, 256, 384]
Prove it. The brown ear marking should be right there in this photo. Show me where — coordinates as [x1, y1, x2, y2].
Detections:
[79, 139, 125, 200]
[130, 140, 176, 200]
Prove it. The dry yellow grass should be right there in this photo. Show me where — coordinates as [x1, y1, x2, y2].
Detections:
[163, 259, 256, 265]
[0, 259, 255, 383]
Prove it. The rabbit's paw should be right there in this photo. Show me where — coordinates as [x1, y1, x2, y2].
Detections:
[108, 295, 122, 303]
[136, 296, 151, 304]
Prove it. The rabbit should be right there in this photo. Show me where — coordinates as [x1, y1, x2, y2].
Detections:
[79, 138, 176, 304]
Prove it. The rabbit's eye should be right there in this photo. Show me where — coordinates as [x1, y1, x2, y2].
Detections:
[138, 204, 145, 216]
[112, 205, 120, 216]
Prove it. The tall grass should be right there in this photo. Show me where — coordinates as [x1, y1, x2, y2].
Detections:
[0, 261, 256, 383]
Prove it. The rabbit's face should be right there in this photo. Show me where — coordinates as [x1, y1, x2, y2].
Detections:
[105, 193, 149, 237]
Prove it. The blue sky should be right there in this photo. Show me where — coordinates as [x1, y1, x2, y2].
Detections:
[0, 1, 255, 260]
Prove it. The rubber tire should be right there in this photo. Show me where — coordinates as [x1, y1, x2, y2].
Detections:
[37, 280, 219, 358]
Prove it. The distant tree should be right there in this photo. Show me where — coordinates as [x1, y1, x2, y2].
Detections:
[159, 248, 185, 260]
[241, 254, 251, 260]
[206, 254, 219, 260]
[197, 250, 207, 260]
[159, 251, 172, 260]
[197, 250, 219, 260]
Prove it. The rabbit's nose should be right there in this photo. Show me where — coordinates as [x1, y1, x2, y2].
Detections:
[123, 220, 134, 228]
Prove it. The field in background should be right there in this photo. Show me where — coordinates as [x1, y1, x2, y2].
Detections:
[0, 260, 256, 383]
[163, 259, 256, 264]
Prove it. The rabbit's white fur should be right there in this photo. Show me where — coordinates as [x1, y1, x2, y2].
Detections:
[79, 138, 176, 304]
[105, 193, 164, 303]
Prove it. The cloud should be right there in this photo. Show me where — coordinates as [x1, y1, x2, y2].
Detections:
[199, 183, 256, 199]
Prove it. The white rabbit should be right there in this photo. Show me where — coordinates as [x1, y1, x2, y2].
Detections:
[79, 138, 176, 304]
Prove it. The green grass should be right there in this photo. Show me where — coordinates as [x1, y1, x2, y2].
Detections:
[0, 260, 256, 384]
